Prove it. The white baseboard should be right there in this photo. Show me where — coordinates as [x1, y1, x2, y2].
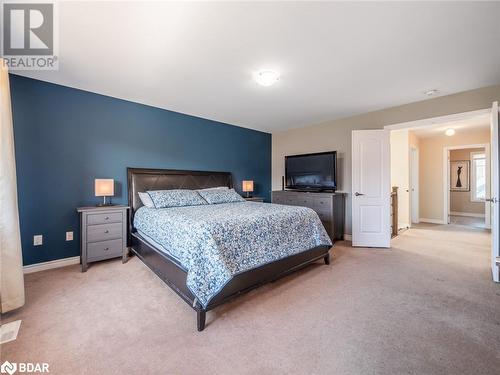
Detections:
[450, 211, 485, 218]
[23, 256, 80, 274]
[419, 218, 446, 224]
[343, 234, 352, 241]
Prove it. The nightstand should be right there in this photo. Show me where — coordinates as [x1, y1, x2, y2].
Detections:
[76, 205, 129, 272]
[244, 197, 264, 202]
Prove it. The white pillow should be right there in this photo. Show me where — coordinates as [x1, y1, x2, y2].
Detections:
[138, 192, 155, 208]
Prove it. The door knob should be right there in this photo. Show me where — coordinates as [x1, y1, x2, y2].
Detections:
[355, 192, 365, 196]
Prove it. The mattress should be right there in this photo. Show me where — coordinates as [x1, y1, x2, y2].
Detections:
[133, 201, 331, 307]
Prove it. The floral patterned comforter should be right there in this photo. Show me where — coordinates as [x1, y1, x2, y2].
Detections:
[133, 201, 332, 307]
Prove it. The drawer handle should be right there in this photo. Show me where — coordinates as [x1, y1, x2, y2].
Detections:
[104, 230, 109, 234]
[104, 247, 109, 251]
[105, 216, 109, 220]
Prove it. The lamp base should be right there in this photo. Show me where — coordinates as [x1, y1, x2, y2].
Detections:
[96, 196, 114, 207]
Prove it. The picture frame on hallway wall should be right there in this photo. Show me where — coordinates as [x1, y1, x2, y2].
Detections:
[450, 160, 470, 191]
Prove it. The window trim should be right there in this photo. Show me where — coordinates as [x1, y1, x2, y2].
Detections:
[470, 151, 486, 203]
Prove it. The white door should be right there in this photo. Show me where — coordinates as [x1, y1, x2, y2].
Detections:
[352, 130, 391, 248]
[489, 101, 500, 282]
[410, 147, 419, 224]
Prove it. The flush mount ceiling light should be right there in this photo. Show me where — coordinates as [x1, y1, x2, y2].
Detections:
[424, 89, 439, 96]
[254, 70, 280, 87]
[445, 128, 456, 136]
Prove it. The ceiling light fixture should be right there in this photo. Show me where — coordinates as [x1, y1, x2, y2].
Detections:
[254, 70, 280, 87]
[445, 128, 455, 136]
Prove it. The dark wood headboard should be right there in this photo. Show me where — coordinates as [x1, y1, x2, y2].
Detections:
[127, 167, 233, 233]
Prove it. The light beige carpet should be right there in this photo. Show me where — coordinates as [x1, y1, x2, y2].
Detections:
[1, 223, 499, 375]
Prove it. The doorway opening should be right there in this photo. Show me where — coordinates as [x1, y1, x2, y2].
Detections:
[445, 144, 490, 229]
[352, 103, 499, 283]
[388, 111, 492, 232]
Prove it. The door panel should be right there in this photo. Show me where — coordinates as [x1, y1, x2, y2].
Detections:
[352, 130, 391, 248]
[360, 139, 383, 198]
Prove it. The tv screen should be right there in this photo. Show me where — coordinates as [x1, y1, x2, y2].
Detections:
[285, 151, 337, 191]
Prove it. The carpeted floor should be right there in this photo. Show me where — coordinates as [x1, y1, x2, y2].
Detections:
[1, 223, 500, 374]
[449, 215, 486, 229]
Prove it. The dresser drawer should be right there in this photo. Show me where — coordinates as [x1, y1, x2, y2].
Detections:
[313, 197, 331, 210]
[297, 195, 314, 207]
[87, 239, 123, 260]
[87, 212, 123, 225]
[87, 222, 122, 243]
[316, 211, 332, 222]
[272, 197, 284, 204]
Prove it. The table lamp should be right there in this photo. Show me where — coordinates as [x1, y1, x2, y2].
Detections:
[242, 180, 254, 198]
[95, 179, 114, 206]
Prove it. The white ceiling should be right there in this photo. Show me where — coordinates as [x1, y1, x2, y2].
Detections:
[409, 114, 490, 138]
[15, 1, 500, 133]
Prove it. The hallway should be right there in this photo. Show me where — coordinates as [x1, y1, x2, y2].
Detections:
[449, 214, 486, 229]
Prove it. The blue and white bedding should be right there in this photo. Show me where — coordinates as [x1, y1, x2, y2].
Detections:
[134, 201, 332, 308]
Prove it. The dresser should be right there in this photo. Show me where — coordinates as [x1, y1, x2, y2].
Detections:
[77, 205, 129, 272]
[272, 191, 345, 241]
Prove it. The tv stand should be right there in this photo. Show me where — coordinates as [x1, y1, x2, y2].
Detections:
[272, 190, 345, 241]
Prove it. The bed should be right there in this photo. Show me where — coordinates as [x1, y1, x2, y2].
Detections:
[127, 168, 333, 331]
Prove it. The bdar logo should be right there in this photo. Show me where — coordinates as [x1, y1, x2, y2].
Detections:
[0, 361, 17, 375]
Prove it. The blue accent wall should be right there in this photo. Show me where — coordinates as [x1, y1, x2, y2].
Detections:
[10, 75, 271, 266]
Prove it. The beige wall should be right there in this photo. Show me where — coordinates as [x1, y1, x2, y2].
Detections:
[272, 84, 500, 234]
[390, 129, 410, 228]
[450, 147, 486, 215]
[409, 131, 420, 149]
[419, 130, 490, 221]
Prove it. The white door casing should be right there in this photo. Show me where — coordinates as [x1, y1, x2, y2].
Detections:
[489, 101, 499, 282]
[352, 130, 391, 248]
[410, 147, 419, 224]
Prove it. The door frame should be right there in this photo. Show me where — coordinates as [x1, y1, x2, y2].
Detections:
[409, 146, 419, 224]
[443, 143, 490, 228]
[384, 108, 491, 132]
[384, 107, 491, 227]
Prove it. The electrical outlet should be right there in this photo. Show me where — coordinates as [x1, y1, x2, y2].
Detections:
[66, 231, 73, 241]
[33, 235, 43, 246]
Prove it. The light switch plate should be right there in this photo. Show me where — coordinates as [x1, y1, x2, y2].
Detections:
[33, 235, 43, 246]
[66, 231, 73, 241]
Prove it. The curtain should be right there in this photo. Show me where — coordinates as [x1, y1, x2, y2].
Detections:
[0, 59, 25, 312]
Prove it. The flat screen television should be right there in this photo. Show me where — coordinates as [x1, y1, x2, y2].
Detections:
[285, 151, 337, 191]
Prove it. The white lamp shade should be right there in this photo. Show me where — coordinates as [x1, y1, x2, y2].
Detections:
[95, 179, 114, 197]
[242, 180, 254, 192]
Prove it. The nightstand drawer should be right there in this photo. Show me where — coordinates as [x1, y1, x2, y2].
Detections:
[87, 212, 123, 225]
[87, 222, 122, 243]
[87, 239, 123, 260]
